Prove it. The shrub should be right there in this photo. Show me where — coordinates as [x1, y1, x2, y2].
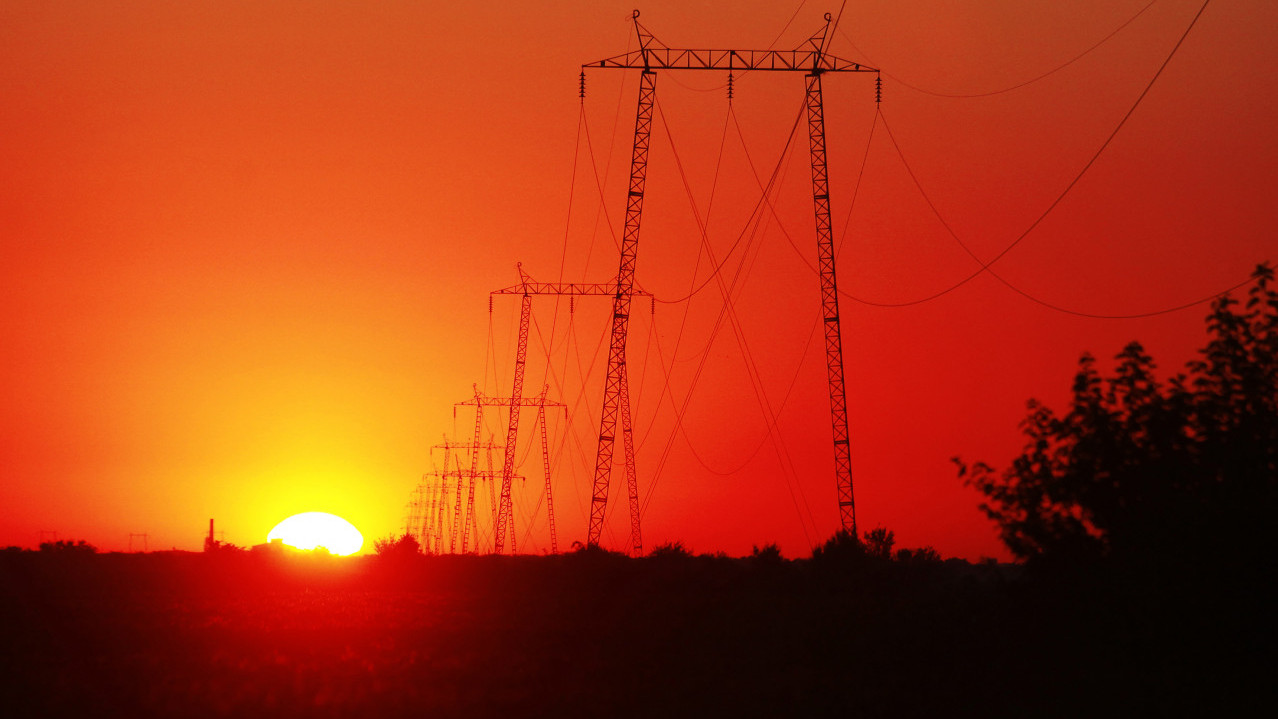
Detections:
[648, 541, 692, 558]
[373, 533, 422, 558]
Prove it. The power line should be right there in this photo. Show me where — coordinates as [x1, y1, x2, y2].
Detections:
[645, 97, 821, 545]
[848, 1, 1252, 317]
[678, 310, 821, 477]
[654, 103, 804, 305]
[838, 0, 1160, 99]
[834, 105, 878, 260]
[852, 0, 1214, 308]
[719, 3, 1249, 318]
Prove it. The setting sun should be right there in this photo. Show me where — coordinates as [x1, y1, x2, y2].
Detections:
[267, 512, 364, 555]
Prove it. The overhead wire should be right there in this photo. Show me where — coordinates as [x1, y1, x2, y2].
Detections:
[834, 107, 877, 259]
[643, 99, 821, 545]
[580, 114, 624, 258]
[761, 0, 1250, 316]
[514, 102, 590, 539]
[536, 0, 1234, 552]
[632, 103, 736, 498]
[882, 0, 1210, 292]
[631, 300, 657, 448]
[537, 105, 587, 395]
[878, 105, 1259, 317]
[653, 103, 805, 305]
[635, 109, 735, 446]
[634, 105, 736, 451]
[863, 0, 1254, 316]
[586, 26, 637, 271]
[839, 0, 1160, 98]
[528, 297, 610, 523]
[537, 25, 632, 541]
[678, 311, 821, 477]
[641, 89, 734, 399]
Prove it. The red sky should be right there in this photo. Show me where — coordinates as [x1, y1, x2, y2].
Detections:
[2, 0, 1275, 558]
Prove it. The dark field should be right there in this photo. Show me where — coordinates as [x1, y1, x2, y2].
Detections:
[0, 549, 1267, 718]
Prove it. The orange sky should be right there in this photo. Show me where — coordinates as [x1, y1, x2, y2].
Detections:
[3, 1, 1275, 558]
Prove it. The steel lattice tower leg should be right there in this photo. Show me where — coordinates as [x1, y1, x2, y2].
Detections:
[495, 292, 532, 554]
[449, 467, 464, 554]
[433, 473, 449, 552]
[619, 365, 642, 555]
[463, 394, 484, 553]
[432, 442, 453, 552]
[806, 72, 856, 535]
[538, 400, 559, 554]
[409, 482, 426, 547]
[588, 69, 656, 548]
[488, 466, 498, 549]
[426, 476, 437, 552]
[461, 463, 478, 554]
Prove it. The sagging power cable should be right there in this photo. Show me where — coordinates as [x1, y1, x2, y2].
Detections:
[839, 0, 1160, 99]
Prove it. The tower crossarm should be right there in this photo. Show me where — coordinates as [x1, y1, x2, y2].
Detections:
[456, 394, 567, 409]
[492, 282, 652, 296]
[432, 442, 506, 452]
[583, 11, 877, 74]
[585, 48, 874, 73]
[491, 263, 653, 298]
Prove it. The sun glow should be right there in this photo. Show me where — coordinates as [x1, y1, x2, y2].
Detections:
[267, 512, 364, 555]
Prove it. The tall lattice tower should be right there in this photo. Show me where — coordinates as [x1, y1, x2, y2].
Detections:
[581, 11, 878, 544]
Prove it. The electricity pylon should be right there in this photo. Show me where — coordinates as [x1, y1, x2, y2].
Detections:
[583, 11, 878, 540]
[491, 263, 653, 555]
[457, 385, 565, 554]
[411, 439, 512, 553]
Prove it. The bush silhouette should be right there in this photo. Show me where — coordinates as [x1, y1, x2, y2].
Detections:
[39, 539, 97, 554]
[647, 540, 692, 558]
[374, 532, 421, 558]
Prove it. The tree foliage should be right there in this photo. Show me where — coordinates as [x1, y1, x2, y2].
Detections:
[960, 264, 1277, 565]
[862, 527, 895, 560]
[373, 532, 421, 558]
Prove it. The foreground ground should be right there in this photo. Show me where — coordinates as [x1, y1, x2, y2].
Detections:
[0, 549, 1268, 717]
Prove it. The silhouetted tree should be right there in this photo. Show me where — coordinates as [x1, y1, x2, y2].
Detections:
[862, 527, 895, 560]
[373, 533, 421, 558]
[809, 529, 865, 565]
[748, 543, 784, 563]
[959, 264, 1277, 566]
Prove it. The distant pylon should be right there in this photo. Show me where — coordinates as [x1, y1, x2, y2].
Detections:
[490, 263, 653, 554]
[456, 387, 565, 554]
